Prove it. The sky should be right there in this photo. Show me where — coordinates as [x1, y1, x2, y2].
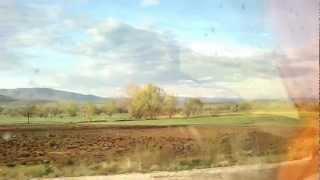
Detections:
[0, 0, 318, 99]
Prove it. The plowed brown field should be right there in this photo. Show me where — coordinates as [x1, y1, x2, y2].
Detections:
[0, 125, 299, 167]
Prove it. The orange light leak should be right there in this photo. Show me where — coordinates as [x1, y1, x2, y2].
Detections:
[277, 47, 319, 179]
[276, 105, 319, 180]
[266, 0, 319, 179]
[275, 33, 319, 180]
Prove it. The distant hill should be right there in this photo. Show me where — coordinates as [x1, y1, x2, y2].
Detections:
[0, 95, 16, 103]
[173, 97, 243, 107]
[0, 88, 107, 103]
[200, 97, 243, 103]
[2, 88, 289, 106]
[177, 97, 243, 105]
[0, 88, 246, 105]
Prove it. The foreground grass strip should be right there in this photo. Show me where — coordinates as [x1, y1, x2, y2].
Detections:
[32, 157, 313, 180]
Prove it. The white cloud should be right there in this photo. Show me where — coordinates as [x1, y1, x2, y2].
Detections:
[0, 1, 306, 99]
[217, 78, 290, 100]
[188, 41, 269, 58]
[0, 1, 72, 69]
[141, 0, 160, 7]
[163, 84, 240, 99]
[266, 0, 319, 100]
[75, 19, 190, 86]
[1, 15, 290, 98]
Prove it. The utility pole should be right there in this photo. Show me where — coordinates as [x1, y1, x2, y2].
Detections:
[27, 112, 30, 124]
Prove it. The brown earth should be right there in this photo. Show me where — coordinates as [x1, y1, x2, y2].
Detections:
[0, 124, 302, 168]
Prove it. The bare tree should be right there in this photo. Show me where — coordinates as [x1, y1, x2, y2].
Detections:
[163, 95, 177, 118]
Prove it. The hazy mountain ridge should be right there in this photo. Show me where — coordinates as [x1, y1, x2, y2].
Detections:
[0, 88, 107, 103]
[0, 95, 16, 102]
[0, 88, 302, 105]
[176, 97, 243, 105]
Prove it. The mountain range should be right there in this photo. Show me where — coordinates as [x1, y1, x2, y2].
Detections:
[0, 95, 16, 103]
[0, 88, 243, 105]
[0, 88, 106, 104]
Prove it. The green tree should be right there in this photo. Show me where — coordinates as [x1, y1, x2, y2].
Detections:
[183, 98, 203, 117]
[64, 102, 79, 117]
[47, 103, 63, 117]
[20, 105, 37, 124]
[128, 84, 165, 119]
[0, 106, 4, 114]
[2, 108, 18, 117]
[34, 105, 49, 117]
[163, 95, 177, 118]
[237, 102, 252, 112]
[103, 100, 118, 117]
[82, 103, 97, 122]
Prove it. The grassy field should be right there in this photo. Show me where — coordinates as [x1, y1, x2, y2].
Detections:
[0, 112, 304, 127]
[93, 114, 302, 127]
[0, 113, 129, 125]
[0, 110, 316, 179]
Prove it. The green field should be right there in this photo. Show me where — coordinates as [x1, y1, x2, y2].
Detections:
[92, 114, 302, 127]
[0, 113, 129, 125]
[0, 113, 304, 127]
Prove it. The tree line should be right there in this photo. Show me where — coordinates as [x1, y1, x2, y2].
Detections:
[0, 84, 252, 122]
[125, 84, 215, 119]
[0, 101, 121, 121]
